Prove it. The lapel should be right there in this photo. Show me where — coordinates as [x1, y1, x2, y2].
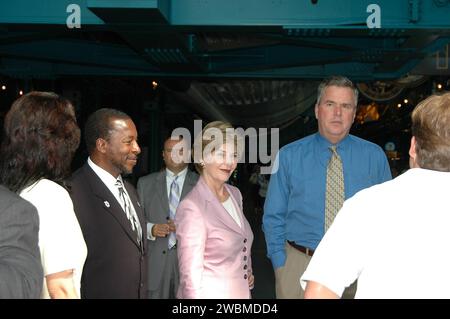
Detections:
[82, 164, 142, 251]
[197, 177, 244, 236]
[180, 170, 197, 199]
[123, 180, 147, 251]
[156, 171, 170, 217]
[224, 182, 246, 233]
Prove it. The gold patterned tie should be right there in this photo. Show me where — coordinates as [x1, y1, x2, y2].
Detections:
[325, 146, 345, 232]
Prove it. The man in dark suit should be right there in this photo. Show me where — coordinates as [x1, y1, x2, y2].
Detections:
[0, 184, 42, 298]
[69, 108, 147, 299]
[137, 136, 198, 299]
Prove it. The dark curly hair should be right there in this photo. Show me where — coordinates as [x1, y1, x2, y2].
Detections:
[0, 91, 81, 193]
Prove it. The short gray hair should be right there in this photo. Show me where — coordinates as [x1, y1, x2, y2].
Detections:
[316, 75, 358, 106]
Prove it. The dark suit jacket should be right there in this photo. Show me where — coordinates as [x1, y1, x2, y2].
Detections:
[68, 163, 147, 299]
[0, 185, 42, 298]
[137, 169, 198, 292]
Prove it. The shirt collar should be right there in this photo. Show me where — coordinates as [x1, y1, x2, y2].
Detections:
[88, 157, 122, 186]
[165, 166, 188, 180]
[315, 132, 351, 152]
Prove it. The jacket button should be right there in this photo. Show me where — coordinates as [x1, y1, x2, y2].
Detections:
[140, 283, 144, 288]
[243, 256, 247, 261]
[244, 265, 247, 270]
[244, 274, 248, 280]
[162, 250, 166, 254]
[243, 247, 247, 252]
[243, 238, 247, 243]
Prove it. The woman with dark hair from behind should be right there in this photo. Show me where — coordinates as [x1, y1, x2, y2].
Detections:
[0, 91, 87, 299]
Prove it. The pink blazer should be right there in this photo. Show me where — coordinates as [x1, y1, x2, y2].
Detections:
[175, 177, 254, 299]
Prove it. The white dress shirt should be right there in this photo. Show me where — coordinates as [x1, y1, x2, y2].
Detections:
[222, 196, 242, 228]
[87, 157, 138, 215]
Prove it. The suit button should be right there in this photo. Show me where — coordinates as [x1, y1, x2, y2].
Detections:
[162, 250, 166, 254]
[243, 247, 247, 252]
[244, 274, 248, 280]
[140, 283, 144, 288]
[243, 256, 247, 261]
[243, 238, 247, 243]
[244, 264, 248, 270]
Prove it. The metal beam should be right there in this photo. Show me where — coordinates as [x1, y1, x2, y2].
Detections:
[1, 0, 450, 29]
[0, 39, 158, 71]
[168, 0, 450, 29]
[0, 0, 103, 25]
[87, 0, 170, 24]
[1, 0, 449, 80]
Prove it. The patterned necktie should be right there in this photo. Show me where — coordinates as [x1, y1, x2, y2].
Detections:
[325, 146, 345, 232]
[168, 175, 180, 249]
[115, 179, 143, 245]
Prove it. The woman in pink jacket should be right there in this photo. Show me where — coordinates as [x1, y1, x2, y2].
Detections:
[175, 121, 254, 299]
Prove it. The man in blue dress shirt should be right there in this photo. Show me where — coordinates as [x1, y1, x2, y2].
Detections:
[263, 75, 392, 299]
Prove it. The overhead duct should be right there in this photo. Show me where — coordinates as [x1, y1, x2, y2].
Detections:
[167, 80, 318, 129]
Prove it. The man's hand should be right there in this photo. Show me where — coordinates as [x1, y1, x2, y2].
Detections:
[151, 223, 170, 237]
[248, 273, 255, 289]
[167, 219, 176, 232]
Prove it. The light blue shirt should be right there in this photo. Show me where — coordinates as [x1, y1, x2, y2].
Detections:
[165, 167, 188, 201]
[147, 167, 188, 241]
[262, 133, 392, 269]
